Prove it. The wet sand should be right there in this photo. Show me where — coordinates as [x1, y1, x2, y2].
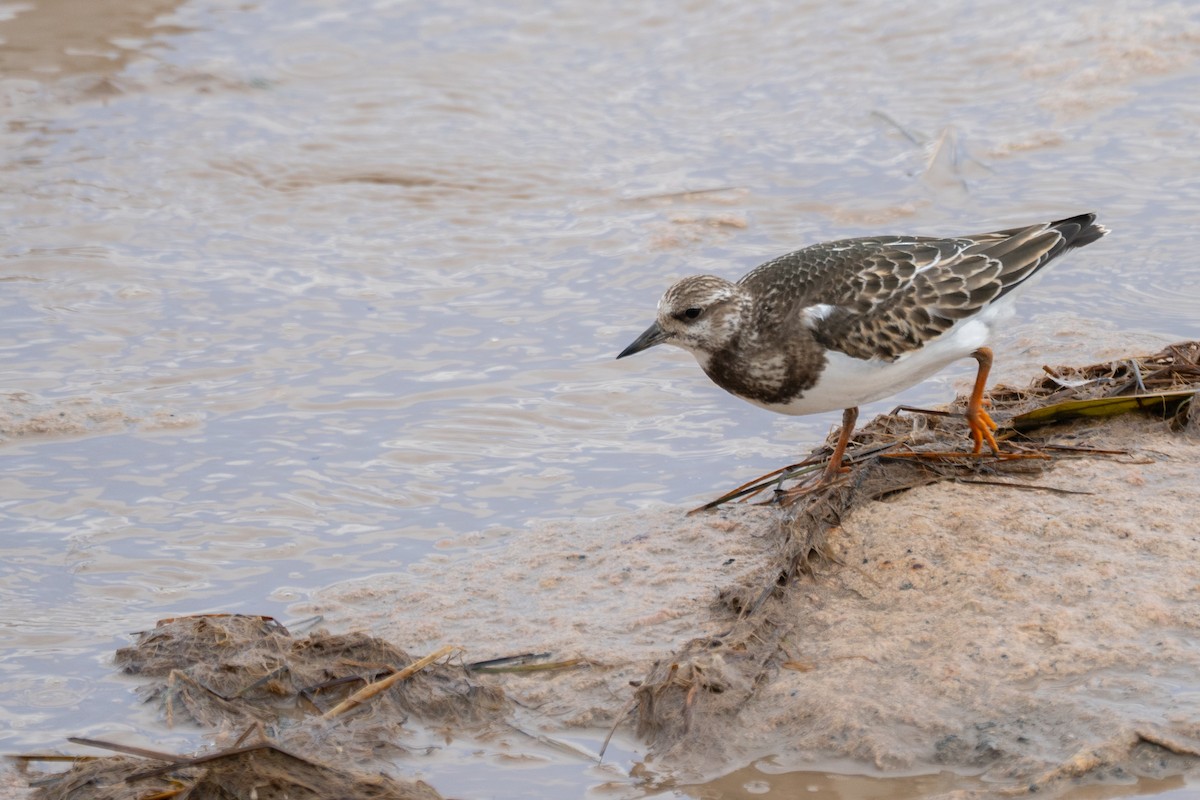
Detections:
[281, 347, 1200, 797]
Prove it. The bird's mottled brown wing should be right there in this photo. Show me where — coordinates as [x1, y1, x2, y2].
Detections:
[739, 214, 1105, 362]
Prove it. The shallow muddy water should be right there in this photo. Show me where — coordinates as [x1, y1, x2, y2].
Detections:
[2, 0, 1199, 796]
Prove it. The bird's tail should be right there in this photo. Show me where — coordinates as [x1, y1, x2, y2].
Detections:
[990, 212, 1108, 300]
[1051, 212, 1109, 250]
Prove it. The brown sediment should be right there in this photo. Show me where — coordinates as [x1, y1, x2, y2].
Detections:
[16, 615, 507, 799]
[0, 393, 200, 443]
[111, 614, 507, 730]
[21, 744, 442, 800]
[624, 342, 1200, 793]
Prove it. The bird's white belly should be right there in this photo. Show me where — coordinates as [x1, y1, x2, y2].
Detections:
[743, 315, 997, 416]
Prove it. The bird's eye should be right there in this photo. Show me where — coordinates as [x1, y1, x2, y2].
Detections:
[683, 308, 702, 320]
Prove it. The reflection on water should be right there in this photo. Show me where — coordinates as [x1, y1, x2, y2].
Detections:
[678, 760, 1195, 800]
[2, 0, 1199, 794]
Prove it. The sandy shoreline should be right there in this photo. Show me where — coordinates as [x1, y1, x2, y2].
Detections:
[302, 340, 1200, 800]
[9, 340, 1200, 799]
[295, 346, 1200, 796]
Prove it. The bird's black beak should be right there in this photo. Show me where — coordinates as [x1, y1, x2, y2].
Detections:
[616, 321, 668, 359]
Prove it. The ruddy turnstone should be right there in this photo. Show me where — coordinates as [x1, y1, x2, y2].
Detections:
[617, 213, 1108, 496]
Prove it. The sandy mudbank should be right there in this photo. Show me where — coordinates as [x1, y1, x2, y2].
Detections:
[13, 342, 1200, 799]
[306, 341, 1200, 796]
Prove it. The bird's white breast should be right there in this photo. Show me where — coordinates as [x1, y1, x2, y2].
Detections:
[734, 306, 1010, 416]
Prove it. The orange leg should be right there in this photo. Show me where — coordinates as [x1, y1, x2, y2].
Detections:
[781, 406, 858, 505]
[967, 347, 1000, 455]
[822, 406, 858, 480]
[881, 351, 1050, 466]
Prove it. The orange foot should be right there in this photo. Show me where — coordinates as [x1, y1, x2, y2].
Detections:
[779, 406, 858, 506]
[966, 346, 1001, 455]
[967, 396, 1000, 455]
[688, 407, 861, 514]
[778, 463, 851, 506]
[882, 348, 1046, 462]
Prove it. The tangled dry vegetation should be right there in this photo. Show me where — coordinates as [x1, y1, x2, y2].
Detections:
[18, 614, 510, 799]
[724, 340, 1198, 593]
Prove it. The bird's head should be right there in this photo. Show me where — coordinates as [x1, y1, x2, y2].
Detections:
[617, 275, 745, 362]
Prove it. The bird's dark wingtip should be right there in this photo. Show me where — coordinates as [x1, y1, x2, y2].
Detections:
[1052, 212, 1108, 248]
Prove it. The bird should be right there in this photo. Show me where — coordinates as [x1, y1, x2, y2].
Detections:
[616, 213, 1108, 500]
